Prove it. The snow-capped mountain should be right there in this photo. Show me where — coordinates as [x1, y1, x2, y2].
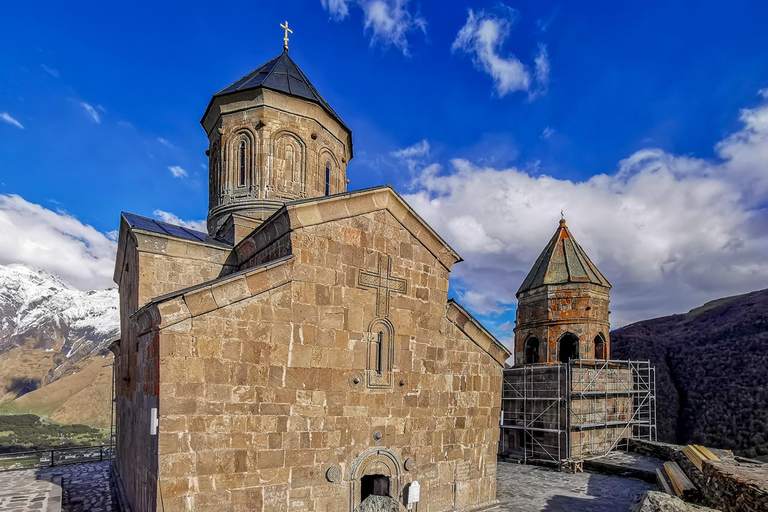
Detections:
[0, 263, 119, 370]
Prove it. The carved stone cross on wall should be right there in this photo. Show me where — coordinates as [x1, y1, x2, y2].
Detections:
[358, 254, 407, 318]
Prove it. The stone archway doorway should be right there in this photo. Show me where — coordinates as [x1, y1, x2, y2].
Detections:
[349, 448, 403, 510]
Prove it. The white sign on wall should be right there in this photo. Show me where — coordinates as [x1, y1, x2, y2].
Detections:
[150, 407, 158, 436]
[407, 480, 420, 510]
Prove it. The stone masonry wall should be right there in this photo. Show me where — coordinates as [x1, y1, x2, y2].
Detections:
[114, 229, 238, 512]
[151, 209, 504, 512]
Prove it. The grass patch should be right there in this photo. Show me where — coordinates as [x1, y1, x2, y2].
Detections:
[0, 414, 109, 453]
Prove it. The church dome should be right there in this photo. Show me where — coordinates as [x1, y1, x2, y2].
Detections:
[200, 48, 353, 242]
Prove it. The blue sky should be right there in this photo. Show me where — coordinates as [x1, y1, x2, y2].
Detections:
[2, 0, 768, 341]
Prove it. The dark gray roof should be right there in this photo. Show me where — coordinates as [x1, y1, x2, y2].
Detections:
[122, 212, 231, 248]
[209, 51, 349, 132]
[517, 219, 610, 295]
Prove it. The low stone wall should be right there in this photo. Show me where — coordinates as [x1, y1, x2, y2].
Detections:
[627, 439, 682, 461]
[628, 439, 768, 512]
[700, 460, 768, 512]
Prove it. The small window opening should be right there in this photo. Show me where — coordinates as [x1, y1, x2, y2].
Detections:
[325, 162, 331, 195]
[361, 474, 389, 502]
[376, 331, 383, 374]
[239, 140, 246, 185]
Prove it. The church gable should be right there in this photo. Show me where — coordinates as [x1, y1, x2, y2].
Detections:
[235, 185, 462, 273]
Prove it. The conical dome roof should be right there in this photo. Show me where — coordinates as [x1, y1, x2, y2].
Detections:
[517, 218, 610, 295]
[205, 51, 349, 132]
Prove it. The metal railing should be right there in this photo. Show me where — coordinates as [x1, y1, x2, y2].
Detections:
[0, 445, 112, 471]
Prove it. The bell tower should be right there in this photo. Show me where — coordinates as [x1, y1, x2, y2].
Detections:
[201, 27, 353, 243]
[513, 217, 612, 365]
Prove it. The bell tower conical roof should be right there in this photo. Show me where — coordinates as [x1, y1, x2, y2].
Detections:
[517, 218, 611, 295]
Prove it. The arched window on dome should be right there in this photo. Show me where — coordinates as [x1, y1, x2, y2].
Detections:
[525, 337, 540, 364]
[594, 333, 606, 360]
[558, 333, 580, 363]
[325, 161, 331, 196]
[239, 140, 246, 186]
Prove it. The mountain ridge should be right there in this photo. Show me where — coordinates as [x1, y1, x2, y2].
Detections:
[611, 287, 768, 458]
[0, 263, 119, 426]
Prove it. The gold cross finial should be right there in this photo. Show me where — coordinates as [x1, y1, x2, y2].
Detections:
[280, 21, 293, 51]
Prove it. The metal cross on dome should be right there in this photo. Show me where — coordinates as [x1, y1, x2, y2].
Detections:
[358, 255, 407, 318]
[280, 21, 293, 51]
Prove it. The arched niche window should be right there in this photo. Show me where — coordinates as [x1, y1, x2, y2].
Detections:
[209, 142, 221, 202]
[367, 318, 394, 389]
[271, 132, 305, 195]
[325, 161, 331, 196]
[558, 333, 580, 363]
[525, 337, 540, 364]
[230, 131, 254, 191]
[594, 333, 606, 360]
[239, 140, 246, 186]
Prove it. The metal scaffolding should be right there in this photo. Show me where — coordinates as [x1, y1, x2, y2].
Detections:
[500, 359, 656, 465]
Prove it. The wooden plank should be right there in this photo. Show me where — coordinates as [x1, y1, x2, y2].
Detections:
[694, 444, 720, 461]
[655, 467, 675, 496]
[683, 445, 704, 471]
[664, 461, 697, 499]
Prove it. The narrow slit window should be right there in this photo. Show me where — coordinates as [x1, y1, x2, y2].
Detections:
[325, 162, 331, 196]
[239, 140, 246, 186]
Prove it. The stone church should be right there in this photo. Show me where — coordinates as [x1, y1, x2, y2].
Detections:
[111, 38, 510, 512]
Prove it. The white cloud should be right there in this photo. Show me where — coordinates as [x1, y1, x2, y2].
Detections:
[157, 137, 173, 148]
[534, 44, 550, 91]
[41, 64, 59, 78]
[0, 195, 116, 290]
[321, 0, 351, 20]
[79, 102, 101, 123]
[321, 0, 426, 55]
[168, 165, 188, 178]
[391, 139, 430, 159]
[541, 126, 554, 139]
[391, 140, 431, 178]
[452, 7, 549, 97]
[0, 113, 24, 129]
[152, 210, 206, 232]
[404, 92, 768, 326]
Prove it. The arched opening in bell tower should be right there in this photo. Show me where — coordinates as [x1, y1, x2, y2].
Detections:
[524, 337, 540, 364]
[558, 333, 579, 363]
[594, 333, 606, 359]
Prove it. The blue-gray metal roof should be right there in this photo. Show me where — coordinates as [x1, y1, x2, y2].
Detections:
[122, 212, 231, 248]
[209, 51, 349, 132]
[517, 219, 610, 295]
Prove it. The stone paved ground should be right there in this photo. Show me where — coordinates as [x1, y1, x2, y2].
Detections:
[0, 468, 58, 511]
[496, 460, 655, 512]
[0, 462, 115, 512]
[1, 459, 654, 512]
